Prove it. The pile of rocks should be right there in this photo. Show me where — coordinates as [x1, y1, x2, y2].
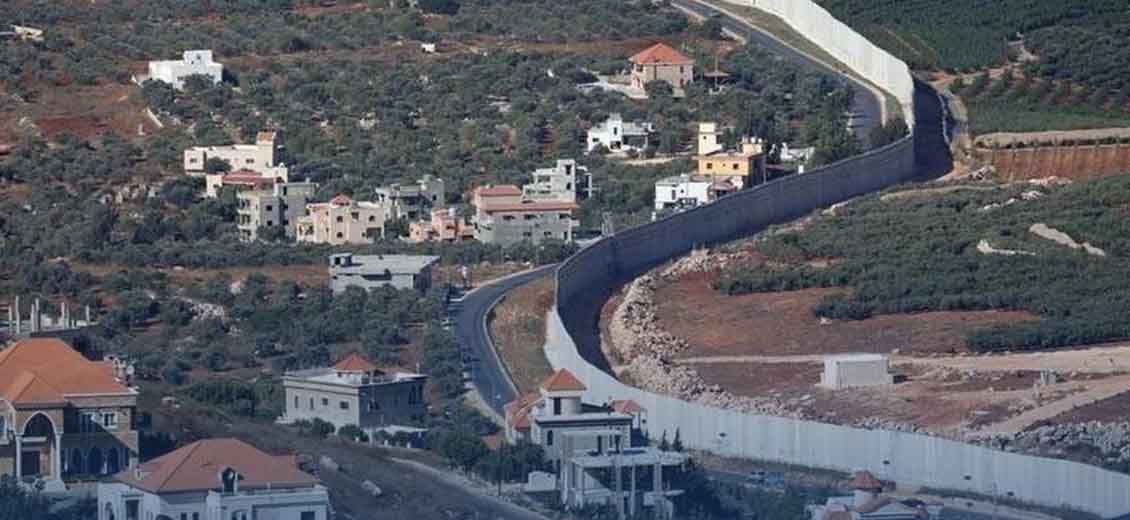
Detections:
[608, 274, 688, 361]
[979, 421, 1130, 467]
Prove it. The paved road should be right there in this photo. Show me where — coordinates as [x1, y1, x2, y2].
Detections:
[453, 265, 556, 417]
[673, 0, 883, 146]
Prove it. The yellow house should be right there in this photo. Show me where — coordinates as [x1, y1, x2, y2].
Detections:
[694, 122, 767, 187]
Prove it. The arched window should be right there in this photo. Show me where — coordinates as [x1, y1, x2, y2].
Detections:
[106, 447, 121, 474]
[22, 413, 55, 437]
[69, 448, 84, 475]
[88, 447, 104, 475]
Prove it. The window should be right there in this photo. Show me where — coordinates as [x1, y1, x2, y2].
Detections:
[181, 514, 188, 520]
[80, 412, 98, 433]
[309, 398, 314, 409]
[301, 513, 316, 520]
[102, 412, 118, 430]
[368, 215, 376, 222]
[544, 231, 552, 237]
[266, 220, 274, 227]
[221, 469, 239, 494]
[706, 162, 713, 170]
[0, 415, 5, 435]
[546, 430, 554, 446]
[368, 400, 381, 411]
[335, 232, 343, 239]
[336, 216, 344, 223]
[245, 158, 254, 164]
[294, 396, 299, 409]
[522, 232, 532, 238]
[193, 515, 200, 520]
[322, 398, 329, 407]
[340, 401, 349, 410]
[732, 163, 739, 170]
[265, 205, 273, 212]
[351, 212, 359, 221]
[524, 214, 536, 221]
[559, 213, 569, 220]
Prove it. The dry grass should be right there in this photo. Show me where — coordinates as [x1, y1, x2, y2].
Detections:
[487, 275, 555, 394]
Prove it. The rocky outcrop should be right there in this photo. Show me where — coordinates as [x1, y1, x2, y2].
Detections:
[975, 422, 1130, 469]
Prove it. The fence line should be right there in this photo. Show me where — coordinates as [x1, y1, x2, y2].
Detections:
[543, 0, 1130, 517]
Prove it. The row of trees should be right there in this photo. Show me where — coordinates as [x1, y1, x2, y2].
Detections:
[714, 175, 1130, 352]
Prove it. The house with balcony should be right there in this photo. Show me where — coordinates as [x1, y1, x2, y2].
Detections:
[587, 114, 655, 154]
[279, 353, 428, 440]
[472, 160, 588, 246]
[408, 208, 475, 243]
[559, 429, 688, 520]
[373, 175, 446, 221]
[236, 182, 318, 241]
[0, 338, 138, 491]
[97, 438, 329, 520]
[296, 194, 387, 245]
[186, 131, 287, 183]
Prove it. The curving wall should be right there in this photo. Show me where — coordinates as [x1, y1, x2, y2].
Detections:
[544, 1, 1130, 517]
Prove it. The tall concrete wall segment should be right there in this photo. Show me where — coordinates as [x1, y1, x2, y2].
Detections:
[541, 2, 1130, 517]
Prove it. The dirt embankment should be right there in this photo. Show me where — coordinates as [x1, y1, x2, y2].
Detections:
[488, 276, 555, 394]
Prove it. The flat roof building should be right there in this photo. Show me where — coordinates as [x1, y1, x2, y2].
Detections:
[147, 50, 223, 90]
[328, 253, 439, 294]
[409, 207, 475, 243]
[559, 429, 688, 520]
[236, 181, 317, 241]
[654, 173, 736, 212]
[187, 131, 286, 182]
[279, 353, 427, 437]
[296, 194, 387, 245]
[373, 175, 446, 221]
[587, 114, 655, 154]
[819, 354, 895, 390]
[695, 122, 767, 186]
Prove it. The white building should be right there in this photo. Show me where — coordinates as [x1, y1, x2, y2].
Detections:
[819, 354, 895, 390]
[328, 253, 439, 294]
[187, 131, 287, 180]
[653, 174, 738, 212]
[504, 369, 635, 462]
[279, 353, 428, 439]
[586, 114, 655, 154]
[524, 159, 591, 203]
[236, 181, 318, 241]
[147, 50, 223, 89]
[373, 175, 446, 221]
[559, 429, 688, 520]
[808, 471, 938, 520]
[97, 438, 329, 520]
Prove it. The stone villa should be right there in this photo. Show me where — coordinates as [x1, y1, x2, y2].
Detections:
[629, 43, 694, 91]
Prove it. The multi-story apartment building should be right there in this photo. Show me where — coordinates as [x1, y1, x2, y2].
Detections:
[586, 114, 655, 154]
[0, 338, 138, 491]
[279, 353, 428, 438]
[296, 194, 387, 245]
[471, 185, 579, 246]
[327, 253, 439, 294]
[408, 208, 475, 243]
[373, 175, 446, 221]
[147, 50, 223, 89]
[524, 159, 591, 203]
[185, 131, 287, 180]
[203, 169, 280, 199]
[236, 182, 318, 241]
[97, 438, 329, 520]
[629, 43, 694, 91]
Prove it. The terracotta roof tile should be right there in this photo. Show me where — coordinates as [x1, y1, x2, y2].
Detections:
[476, 185, 522, 197]
[505, 392, 540, 431]
[333, 353, 377, 372]
[479, 201, 578, 212]
[114, 438, 318, 494]
[850, 470, 883, 491]
[329, 194, 354, 206]
[629, 43, 693, 65]
[0, 338, 131, 404]
[610, 399, 644, 414]
[540, 369, 586, 392]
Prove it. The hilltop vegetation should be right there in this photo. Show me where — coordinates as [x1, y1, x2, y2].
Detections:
[714, 175, 1130, 352]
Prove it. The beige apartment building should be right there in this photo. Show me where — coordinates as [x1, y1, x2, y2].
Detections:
[296, 194, 387, 245]
[471, 185, 579, 246]
[408, 208, 475, 243]
[694, 122, 767, 187]
[629, 43, 694, 91]
[374, 175, 446, 221]
[185, 131, 288, 180]
[236, 182, 318, 241]
[0, 338, 138, 491]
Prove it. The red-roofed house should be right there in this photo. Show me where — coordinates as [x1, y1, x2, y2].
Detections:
[97, 438, 329, 520]
[806, 471, 933, 520]
[280, 353, 428, 439]
[629, 42, 694, 90]
[471, 159, 587, 246]
[0, 338, 138, 490]
[296, 194, 387, 246]
[503, 369, 636, 462]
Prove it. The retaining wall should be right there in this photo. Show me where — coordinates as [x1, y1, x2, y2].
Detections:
[543, 1, 1130, 517]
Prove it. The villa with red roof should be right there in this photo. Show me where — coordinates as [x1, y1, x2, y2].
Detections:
[471, 159, 588, 246]
[503, 369, 636, 462]
[629, 42, 694, 91]
[97, 438, 329, 520]
[0, 338, 138, 491]
[279, 353, 428, 440]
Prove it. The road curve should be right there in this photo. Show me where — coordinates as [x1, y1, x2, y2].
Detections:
[454, 265, 556, 417]
[672, 0, 883, 147]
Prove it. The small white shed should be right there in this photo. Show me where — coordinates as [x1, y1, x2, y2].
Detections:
[819, 353, 894, 390]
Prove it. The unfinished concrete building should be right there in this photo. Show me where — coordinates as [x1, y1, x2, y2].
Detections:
[819, 354, 895, 390]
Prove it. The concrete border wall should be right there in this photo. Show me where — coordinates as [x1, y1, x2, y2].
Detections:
[543, 1, 1130, 517]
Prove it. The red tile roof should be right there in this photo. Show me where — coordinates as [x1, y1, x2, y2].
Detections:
[476, 185, 523, 197]
[505, 392, 540, 431]
[334, 353, 377, 373]
[629, 43, 693, 65]
[0, 338, 131, 405]
[221, 170, 274, 186]
[610, 399, 644, 414]
[540, 369, 587, 392]
[479, 201, 578, 212]
[850, 470, 883, 491]
[114, 438, 318, 494]
[329, 194, 354, 206]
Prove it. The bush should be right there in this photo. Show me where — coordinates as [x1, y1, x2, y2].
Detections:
[338, 424, 369, 443]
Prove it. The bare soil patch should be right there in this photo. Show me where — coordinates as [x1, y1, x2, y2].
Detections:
[1040, 391, 1130, 425]
[655, 271, 1037, 359]
[488, 275, 555, 393]
[687, 361, 820, 397]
